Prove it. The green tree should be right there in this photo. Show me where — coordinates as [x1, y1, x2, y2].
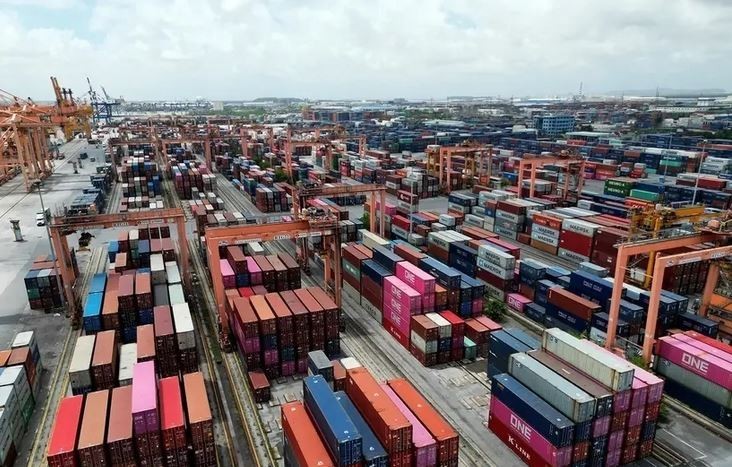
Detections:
[274, 168, 288, 182]
[360, 211, 370, 230]
[484, 298, 507, 323]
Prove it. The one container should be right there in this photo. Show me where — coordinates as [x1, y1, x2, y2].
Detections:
[542, 328, 634, 391]
[69, 335, 96, 395]
[47, 395, 84, 467]
[509, 353, 596, 423]
[303, 375, 362, 465]
[490, 373, 575, 448]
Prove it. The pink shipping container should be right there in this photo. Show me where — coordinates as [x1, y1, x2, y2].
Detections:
[384, 276, 421, 314]
[131, 360, 158, 434]
[381, 384, 437, 467]
[673, 334, 732, 364]
[489, 397, 572, 466]
[630, 378, 648, 409]
[396, 261, 436, 295]
[591, 416, 610, 438]
[627, 406, 645, 427]
[613, 389, 631, 413]
[471, 299, 482, 315]
[246, 257, 262, 285]
[607, 430, 624, 452]
[656, 337, 732, 390]
[281, 360, 295, 376]
[382, 303, 410, 348]
[220, 259, 235, 289]
[507, 293, 531, 313]
[605, 448, 621, 467]
[263, 349, 279, 366]
[630, 366, 664, 403]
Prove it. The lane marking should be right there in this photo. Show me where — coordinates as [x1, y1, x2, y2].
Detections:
[660, 428, 707, 459]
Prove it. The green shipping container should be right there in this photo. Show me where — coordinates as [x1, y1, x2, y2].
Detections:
[463, 336, 477, 360]
[630, 189, 659, 202]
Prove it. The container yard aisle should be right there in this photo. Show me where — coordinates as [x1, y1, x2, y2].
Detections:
[263, 240, 523, 467]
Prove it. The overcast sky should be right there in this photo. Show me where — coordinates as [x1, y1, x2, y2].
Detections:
[2, 0, 730, 101]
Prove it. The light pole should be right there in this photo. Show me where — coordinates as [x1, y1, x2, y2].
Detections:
[691, 139, 707, 206]
[33, 180, 66, 310]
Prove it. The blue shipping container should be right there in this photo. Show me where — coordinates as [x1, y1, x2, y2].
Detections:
[418, 256, 462, 289]
[591, 312, 630, 337]
[361, 260, 391, 285]
[334, 391, 389, 467]
[676, 312, 719, 338]
[82, 292, 104, 333]
[491, 373, 575, 447]
[504, 328, 540, 350]
[303, 375, 363, 465]
[89, 273, 107, 295]
[488, 330, 533, 375]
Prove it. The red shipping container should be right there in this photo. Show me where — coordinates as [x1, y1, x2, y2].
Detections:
[411, 315, 439, 341]
[573, 441, 589, 462]
[547, 287, 601, 321]
[154, 305, 178, 377]
[475, 316, 503, 333]
[107, 386, 135, 466]
[621, 442, 638, 464]
[47, 395, 84, 467]
[332, 360, 347, 392]
[91, 330, 118, 390]
[346, 368, 412, 454]
[559, 230, 593, 257]
[160, 376, 188, 467]
[265, 292, 293, 342]
[279, 291, 310, 348]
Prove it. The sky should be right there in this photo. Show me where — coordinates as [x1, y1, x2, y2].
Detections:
[1, 0, 731, 101]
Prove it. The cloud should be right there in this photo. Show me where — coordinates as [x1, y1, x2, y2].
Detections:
[2, 0, 731, 100]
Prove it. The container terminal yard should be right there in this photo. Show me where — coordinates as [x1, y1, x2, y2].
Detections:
[2, 74, 732, 467]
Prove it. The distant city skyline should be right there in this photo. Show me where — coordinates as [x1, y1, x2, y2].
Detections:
[2, 0, 731, 101]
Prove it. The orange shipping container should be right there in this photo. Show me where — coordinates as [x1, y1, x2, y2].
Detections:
[107, 386, 135, 466]
[387, 378, 459, 464]
[136, 324, 156, 362]
[281, 401, 334, 467]
[91, 330, 118, 390]
[77, 389, 110, 466]
[183, 372, 216, 466]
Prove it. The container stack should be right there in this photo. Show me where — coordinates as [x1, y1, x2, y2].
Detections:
[219, 249, 301, 292]
[119, 156, 162, 198]
[488, 328, 662, 466]
[24, 257, 65, 311]
[0, 341, 38, 466]
[653, 331, 731, 428]
[228, 286, 337, 380]
[47, 369, 215, 467]
[282, 364, 459, 466]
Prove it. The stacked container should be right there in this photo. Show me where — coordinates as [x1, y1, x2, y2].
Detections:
[132, 360, 162, 465]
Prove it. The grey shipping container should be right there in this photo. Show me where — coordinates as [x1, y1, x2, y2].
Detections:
[308, 351, 334, 382]
[542, 328, 634, 392]
[655, 357, 731, 408]
[509, 353, 596, 423]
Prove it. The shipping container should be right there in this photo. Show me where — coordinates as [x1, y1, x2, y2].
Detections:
[282, 400, 335, 466]
[107, 385, 135, 466]
[159, 376, 188, 467]
[47, 395, 84, 467]
[333, 391, 389, 467]
[131, 360, 158, 435]
[118, 343, 137, 386]
[77, 389, 109, 467]
[656, 336, 732, 390]
[303, 375, 363, 465]
[183, 372, 216, 465]
[69, 335, 96, 395]
[542, 328, 634, 391]
[91, 330, 118, 390]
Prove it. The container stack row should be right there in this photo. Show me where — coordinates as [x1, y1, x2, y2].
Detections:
[48, 368, 215, 467]
[488, 328, 663, 467]
[0, 330, 43, 466]
[282, 362, 459, 467]
[226, 286, 339, 380]
[118, 156, 162, 198]
[168, 159, 217, 200]
[341, 231, 494, 366]
[219, 248, 301, 292]
[653, 331, 732, 428]
[107, 226, 175, 271]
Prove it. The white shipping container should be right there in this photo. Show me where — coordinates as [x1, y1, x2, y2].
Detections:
[168, 283, 186, 306]
[340, 357, 362, 370]
[438, 214, 456, 227]
[0, 408, 14, 463]
[118, 343, 137, 386]
[0, 388, 23, 446]
[477, 257, 514, 280]
[562, 218, 600, 237]
[246, 242, 265, 255]
[424, 313, 451, 339]
[558, 248, 590, 264]
[359, 230, 390, 250]
[172, 303, 196, 350]
[150, 254, 166, 285]
[69, 335, 96, 393]
[542, 328, 634, 391]
[484, 282, 506, 301]
[496, 210, 525, 224]
[464, 214, 484, 228]
[477, 244, 516, 269]
[165, 261, 181, 284]
[589, 327, 607, 346]
[531, 231, 560, 247]
[410, 331, 438, 355]
[531, 224, 560, 240]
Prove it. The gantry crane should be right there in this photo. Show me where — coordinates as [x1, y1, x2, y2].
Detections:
[516, 153, 585, 201]
[426, 144, 494, 194]
[205, 217, 343, 351]
[605, 231, 732, 364]
[49, 208, 190, 328]
[86, 77, 120, 125]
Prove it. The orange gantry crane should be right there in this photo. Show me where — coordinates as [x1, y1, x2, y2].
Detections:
[205, 217, 342, 351]
[1, 77, 92, 190]
[605, 232, 731, 364]
[426, 144, 493, 194]
[516, 153, 585, 201]
[239, 124, 276, 159]
[49, 209, 190, 327]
